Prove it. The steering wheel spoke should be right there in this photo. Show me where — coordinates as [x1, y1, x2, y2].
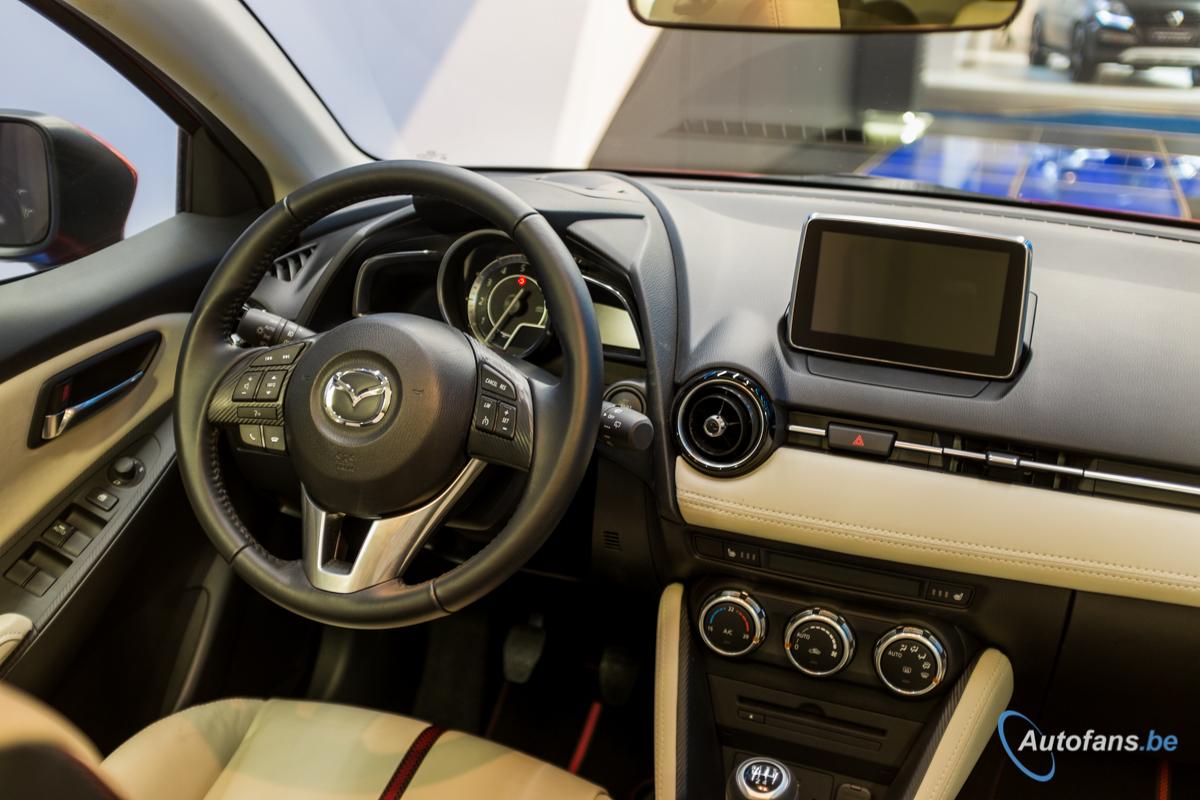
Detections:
[206, 340, 313, 449]
[302, 458, 486, 594]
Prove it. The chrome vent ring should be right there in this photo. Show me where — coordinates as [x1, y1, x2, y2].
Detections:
[675, 369, 774, 476]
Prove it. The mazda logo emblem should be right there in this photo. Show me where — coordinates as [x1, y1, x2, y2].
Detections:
[1167, 9, 1185, 26]
[323, 368, 392, 427]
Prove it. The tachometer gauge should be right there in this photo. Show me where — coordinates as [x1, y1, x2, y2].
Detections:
[467, 254, 549, 358]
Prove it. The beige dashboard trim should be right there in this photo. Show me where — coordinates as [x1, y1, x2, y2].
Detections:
[677, 449, 1200, 607]
[0, 314, 188, 551]
[654, 583, 684, 800]
[913, 648, 1013, 800]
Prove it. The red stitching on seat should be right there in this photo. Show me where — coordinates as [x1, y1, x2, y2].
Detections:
[378, 725, 447, 800]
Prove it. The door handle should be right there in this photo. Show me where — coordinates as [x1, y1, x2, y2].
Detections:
[41, 369, 144, 441]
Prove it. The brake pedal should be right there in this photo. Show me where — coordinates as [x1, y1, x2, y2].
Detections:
[599, 645, 639, 706]
[502, 615, 546, 685]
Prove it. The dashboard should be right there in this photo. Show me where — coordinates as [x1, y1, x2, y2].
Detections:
[236, 168, 1200, 793]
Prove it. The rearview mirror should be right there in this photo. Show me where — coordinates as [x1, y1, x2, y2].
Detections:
[629, 0, 1020, 32]
[0, 111, 136, 267]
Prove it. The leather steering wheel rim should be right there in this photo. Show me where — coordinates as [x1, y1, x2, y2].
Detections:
[175, 161, 602, 628]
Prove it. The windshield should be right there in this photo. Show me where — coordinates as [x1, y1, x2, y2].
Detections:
[248, 0, 1200, 223]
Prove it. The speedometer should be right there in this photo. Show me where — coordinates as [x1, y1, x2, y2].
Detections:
[466, 254, 549, 358]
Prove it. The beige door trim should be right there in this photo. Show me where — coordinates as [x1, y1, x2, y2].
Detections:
[0, 313, 188, 551]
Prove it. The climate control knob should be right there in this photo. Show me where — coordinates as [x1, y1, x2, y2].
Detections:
[874, 626, 947, 697]
[783, 608, 855, 677]
[698, 590, 767, 657]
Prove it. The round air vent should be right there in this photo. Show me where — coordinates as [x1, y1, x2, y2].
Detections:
[675, 370, 774, 476]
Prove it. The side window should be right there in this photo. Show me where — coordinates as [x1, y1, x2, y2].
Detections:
[0, 2, 178, 280]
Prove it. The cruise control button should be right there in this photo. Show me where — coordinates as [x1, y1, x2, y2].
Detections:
[233, 371, 262, 401]
[827, 423, 896, 458]
[480, 366, 517, 400]
[263, 426, 286, 452]
[239, 425, 265, 449]
[474, 396, 498, 432]
[86, 487, 118, 512]
[255, 371, 287, 401]
[495, 402, 516, 439]
[251, 343, 304, 368]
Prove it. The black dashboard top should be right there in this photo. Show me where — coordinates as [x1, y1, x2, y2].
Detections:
[251, 170, 1200, 488]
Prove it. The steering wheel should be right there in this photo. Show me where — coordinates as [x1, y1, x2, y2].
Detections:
[174, 161, 602, 628]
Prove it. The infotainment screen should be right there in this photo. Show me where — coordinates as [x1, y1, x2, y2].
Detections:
[788, 215, 1030, 379]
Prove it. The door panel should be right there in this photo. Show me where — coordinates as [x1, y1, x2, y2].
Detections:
[0, 313, 187, 551]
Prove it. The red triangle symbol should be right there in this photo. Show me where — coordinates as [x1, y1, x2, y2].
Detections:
[851, 434, 865, 447]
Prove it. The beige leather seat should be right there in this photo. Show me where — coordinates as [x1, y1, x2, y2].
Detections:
[0, 682, 607, 800]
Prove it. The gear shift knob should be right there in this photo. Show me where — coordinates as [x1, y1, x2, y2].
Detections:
[726, 757, 797, 800]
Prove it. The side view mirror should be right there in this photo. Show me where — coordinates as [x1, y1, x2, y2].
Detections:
[0, 110, 137, 267]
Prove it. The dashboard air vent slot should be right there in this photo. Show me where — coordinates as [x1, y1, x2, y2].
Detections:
[677, 117, 866, 144]
[270, 244, 317, 282]
[676, 370, 774, 477]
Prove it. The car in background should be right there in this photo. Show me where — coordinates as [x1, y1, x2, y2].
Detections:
[1031, 0, 1200, 82]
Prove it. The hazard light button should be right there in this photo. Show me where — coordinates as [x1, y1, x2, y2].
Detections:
[827, 423, 896, 458]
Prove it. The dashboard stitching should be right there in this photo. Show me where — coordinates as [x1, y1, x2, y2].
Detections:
[678, 491, 1200, 590]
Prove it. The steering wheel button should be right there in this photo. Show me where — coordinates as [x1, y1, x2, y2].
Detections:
[255, 371, 287, 401]
[239, 424, 265, 449]
[251, 343, 304, 368]
[474, 395, 498, 432]
[263, 426, 286, 452]
[480, 366, 516, 400]
[233, 371, 262, 401]
[496, 402, 516, 439]
[237, 406, 279, 421]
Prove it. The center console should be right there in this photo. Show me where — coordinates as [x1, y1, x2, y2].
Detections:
[655, 576, 1017, 800]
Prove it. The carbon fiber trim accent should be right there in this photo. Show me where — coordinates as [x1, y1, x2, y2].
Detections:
[888, 652, 979, 800]
[206, 351, 295, 428]
[674, 604, 690, 800]
[465, 341, 534, 471]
